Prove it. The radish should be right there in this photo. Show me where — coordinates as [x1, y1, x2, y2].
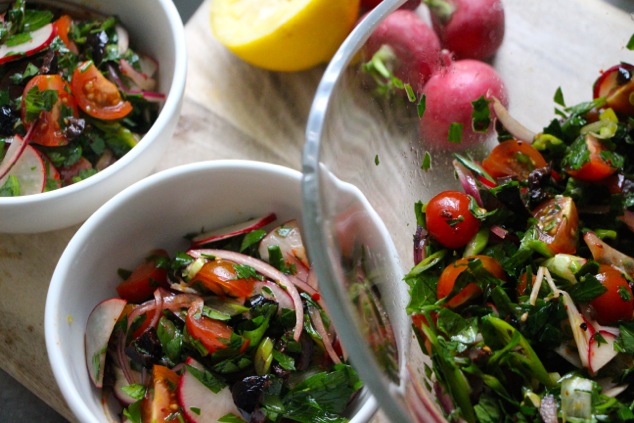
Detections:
[0, 135, 28, 180]
[85, 298, 127, 388]
[0, 23, 57, 65]
[363, 10, 442, 94]
[424, 0, 505, 60]
[258, 219, 309, 269]
[112, 363, 142, 406]
[259, 219, 311, 284]
[418, 58, 508, 150]
[190, 213, 277, 247]
[0, 144, 47, 195]
[588, 330, 619, 375]
[178, 357, 241, 423]
[560, 291, 620, 375]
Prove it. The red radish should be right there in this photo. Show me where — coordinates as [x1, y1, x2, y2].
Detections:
[361, 0, 421, 11]
[593, 63, 634, 116]
[363, 10, 442, 93]
[115, 24, 130, 55]
[588, 330, 619, 375]
[112, 363, 142, 406]
[425, 0, 505, 60]
[259, 219, 309, 268]
[0, 135, 28, 180]
[120, 58, 157, 91]
[190, 213, 277, 247]
[178, 357, 241, 423]
[85, 298, 127, 388]
[0, 144, 46, 195]
[0, 23, 57, 64]
[419, 58, 508, 150]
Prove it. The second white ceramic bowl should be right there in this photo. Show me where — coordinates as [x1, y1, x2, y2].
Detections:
[45, 160, 377, 423]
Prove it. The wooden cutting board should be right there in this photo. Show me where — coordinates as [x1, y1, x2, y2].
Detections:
[0, 0, 632, 422]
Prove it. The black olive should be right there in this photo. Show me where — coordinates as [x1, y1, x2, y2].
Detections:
[88, 30, 110, 65]
[125, 328, 164, 368]
[63, 116, 86, 139]
[39, 49, 58, 75]
[0, 105, 17, 136]
[231, 375, 272, 414]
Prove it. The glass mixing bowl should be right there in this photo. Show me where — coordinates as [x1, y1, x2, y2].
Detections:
[301, 0, 633, 421]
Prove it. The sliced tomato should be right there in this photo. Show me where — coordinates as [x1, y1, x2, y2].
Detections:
[482, 139, 547, 180]
[532, 195, 579, 255]
[186, 302, 235, 354]
[516, 272, 536, 297]
[116, 249, 170, 303]
[58, 156, 93, 186]
[71, 61, 132, 120]
[425, 190, 480, 250]
[141, 365, 182, 423]
[190, 259, 256, 298]
[437, 255, 506, 309]
[53, 15, 78, 54]
[590, 264, 634, 325]
[565, 134, 619, 181]
[21, 75, 78, 147]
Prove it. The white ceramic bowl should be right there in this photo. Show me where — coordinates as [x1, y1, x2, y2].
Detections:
[0, 0, 187, 233]
[45, 160, 377, 423]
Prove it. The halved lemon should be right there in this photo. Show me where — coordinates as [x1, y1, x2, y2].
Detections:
[210, 0, 361, 72]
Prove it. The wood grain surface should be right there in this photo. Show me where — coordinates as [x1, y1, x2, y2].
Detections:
[0, 0, 632, 422]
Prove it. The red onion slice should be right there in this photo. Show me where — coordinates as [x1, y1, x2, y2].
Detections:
[188, 249, 304, 341]
[492, 96, 536, 143]
[453, 159, 483, 207]
[308, 304, 341, 364]
[413, 225, 428, 265]
[115, 331, 137, 385]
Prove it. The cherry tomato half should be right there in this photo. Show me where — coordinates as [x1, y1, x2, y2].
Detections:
[141, 365, 181, 423]
[116, 249, 170, 303]
[190, 259, 256, 298]
[590, 264, 634, 325]
[565, 134, 618, 182]
[437, 255, 506, 309]
[532, 195, 579, 255]
[71, 61, 132, 120]
[53, 15, 78, 54]
[482, 139, 547, 181]
[425, 191, 480, 249]
[593, 63, 634, 116]
[186, 302, 235, 354]
[21, 75, 78, 146]
[58, 156, 93, 186]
